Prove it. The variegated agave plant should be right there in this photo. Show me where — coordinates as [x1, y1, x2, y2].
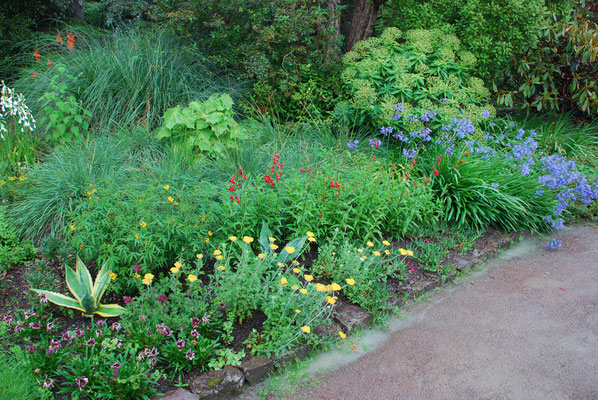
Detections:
[32, 256, 125, 317]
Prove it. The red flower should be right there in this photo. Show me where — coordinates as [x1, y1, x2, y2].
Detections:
[56, 33, 63, 45]
[264, 174, 274, 186]
[235, 196, 240, 204]
[300, 167, 305, 172]
[434, 169, 439, 177]
[228, 184, 236, 192]
[67, 33, 75, 51]
[31, 72, 37, 81]
[47, 59, 53, 69]
[437, 155, 442, 166]
[34, 50, 41, 62]
[229, 175, 235, 183]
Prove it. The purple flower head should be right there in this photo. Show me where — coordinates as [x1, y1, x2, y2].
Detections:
[369, 138, 381, 148]
[491, 183, 499, 189]
[39, 293, 48, 304]
[156, 324, 172, 336]
[133, 265, 141, 273]
[27, 343, 37, 353]
[191, 329, 200, 338]
[62, 331, 73, 341]
[346, 140, 359, 150]
[24, 311, 35, 320]
[111, 322, 122, 332]
[545, 239, 561, 250]
[201, 313, 211, 324]
[29, 322, 41, 330]
[403, 148, 418, 159]
[481, 109, 490, 118]
[123, 296, 132, 305]
[393, 103, 405, 112]
[191, 317, 200, 328]
[46, 321, 55, 332]
[42, 377, 54, 389]
[85, 338, 96, 347]
[156, 294, 168, 305]
[176, 340, 185, 350]
[186, 349, 195, 361]
[96, 319, 105, 328]
[380, 126, 393, 136]
[75, 329, 85, 338]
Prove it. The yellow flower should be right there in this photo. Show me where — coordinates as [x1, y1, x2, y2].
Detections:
[213, 249, 222, 256]
[346, 278, 355, 286]
[325, 296, 336, 304]
[208, 231, 213, 236]
[303, 274, 313, 282]
[135, 234, 139, 239]
[173, 201, 179, 206]
[373, 251, 381, 257]
[142, 278, 151, 285]
[385, 250, 390, 255]
[301, 326, 311, 334]
[216, 255, 223, 261]
[168, 196, 174, 202]
[86, 191, 92, 195]
[307, 237, 316, 242]
[217, 265, 226, 271]
[196, 254, 203, 259]
[292, 260, 300, 265]
[70, 224, 76, 231]
[360, 256, 367, 261]
[285, 246, 296, 254]
[268, 237, 276, 242]
[399, 248, 407, 255]
[367, 241, 374, 247]
[19, 176, 27, 181]
[280, 277, 288, 285]
[407, 250, 414, 257]
[144, 273, 154, 280]
[109, 272, 117, 280]
[324, 285, 333, 292]
[277, 262, 285, 268]
[292, 268, 301, 274]
[140, 221, 147, 229]
[357, 249, 363, 253]
[0, 181, 5, 186]
[338, 331, 347, 339]
[170, 267, 179, 273]
[306, 231, 314, 237]
[174, 261, 182, 269]
[382, 240, 391, 246]
[295, 309, 301, 313]
[188, 274, 197, 282]
[299, 288, 308, 295]
[8, 176, 16, 181]
[134, 273, 140, 278]
[269, 243, 279, 250]
[331, 282, 341, 291]
[229, 236, 238, 242]
[291, 285, 299, 290]
[257, 253, 266, 259]
[163, 185, 170, 190]
[315, 283, 326, 292]
[242, 236, 254, 244]
[79, 244, 84, 249]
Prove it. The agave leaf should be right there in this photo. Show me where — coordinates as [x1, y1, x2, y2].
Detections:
[258, 221, 274, 253]
[75, 256, 94, 297]
[91, 262, 111, 301]
[30, 289, 85, 312]
[94, 304, 126, 317]
[65, 264, 84, 301]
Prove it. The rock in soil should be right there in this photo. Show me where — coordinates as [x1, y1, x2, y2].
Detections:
[237, 355, 274, 385]
[152, 388, 199, 400]
[333, 302, 373, 332]
[188, 365, 245, 399]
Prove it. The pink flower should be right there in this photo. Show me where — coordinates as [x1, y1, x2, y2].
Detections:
[75, 376, 88, 391]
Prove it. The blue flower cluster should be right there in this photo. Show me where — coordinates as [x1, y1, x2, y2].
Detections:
[347, 139, 359, 149]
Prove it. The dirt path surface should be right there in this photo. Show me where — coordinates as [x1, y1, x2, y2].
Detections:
[283, 223, 598, 400]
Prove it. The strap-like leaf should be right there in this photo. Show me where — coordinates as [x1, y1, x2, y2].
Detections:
[91, 261, 111, 301]
[76, 256, 93, 297]
[30, 289, 85, 312]
[258, 221, 274, 253]
[94, 304, 126, 317]
[65, 264, 84, 301]
[277, 235, 308, 264]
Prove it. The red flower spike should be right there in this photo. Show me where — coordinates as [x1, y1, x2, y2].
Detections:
[300, 167, 305, 172]
[47, 59, 53, 69]
[34, 50, 41, 62]
[235, 196, 240, 204]
[229, 175, 235, 183]
[56, 33, 63, 45]
[434, 169, 439, 177]
[228, 184, 236, 192]
[31, 72, 37, 81]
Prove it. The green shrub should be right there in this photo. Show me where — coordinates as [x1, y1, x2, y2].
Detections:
[498, 2, 598, 117]
[339, 27, 494, 131]
[0, 207, 36, 272]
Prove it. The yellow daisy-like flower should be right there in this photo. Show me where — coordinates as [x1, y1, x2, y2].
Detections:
[140, 221, 147, 229]
[360, 256, 367, 261]
[346, 278, 355, 286]
[407, 250, 414, 256]
[382, 240, 391, 246]
[134, 273, 140, 278]
[173, 201, 179, 206]
[399, 248, 407, 256]
[295, 309, 301, 313]
[269, 237, 276, 242]
[174, 261, 182, 269]
[293, 268, 301, 274]
[188, 274, 197, 282]
[291, 285, 299, 290]
[299, 288, 308, 295]
[306, 231, 314, 237]
[144, 273, 154, 280]
[307, 237, 316, 242]
[217, 265, 226, 271]
[325, 285, 333, 292]
[331, 282, 341, 291]
[325, 296, 336, 304]
[170, 267, 179, 273]
[242, 236, 254, 244]
[229, 236, 238, 242]
[142, 278, 151, 285]
[367, 241, 374, 247]
[338, 331, 347, 339]
[109, 272, 117, 280]
[277, 262, 285, 268]
[163, 185, 170, 190]
[70, 224, 76, 231]
[285, 246, 296, 254]
[216, 255, 223, 261]
[208, 231, 213, 236]
[213, 249, 222, 256]
[196, 254, 203, 259]
[315, 283, 326, 292]
[357, 249, 363, 253]
[280, 277, 288, 285]
[304, 274, 313, 282]
[269, 243, 279, 250]
[168, 196, 175, 202]
[257, 253, 266, 259]
[292, 260, 300, 265]
[301, 326, 311, 334]
[385, 250, 391, 255]
[373, 251, 381, 257]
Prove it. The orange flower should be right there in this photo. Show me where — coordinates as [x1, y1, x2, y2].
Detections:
[132, 44, 138, 50]
[31, 72, 37, 81]
[67, 34, 75, 51]
[56, 33, 63, 45]
[47, 59, 53, 69]
[34, 50, 41, 62]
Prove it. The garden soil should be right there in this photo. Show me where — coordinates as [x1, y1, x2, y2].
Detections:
[257, 222, 598, 399]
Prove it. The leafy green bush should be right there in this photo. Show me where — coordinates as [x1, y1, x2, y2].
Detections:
[339, 27, 494, 130]
[498, 1, 598, 117]
[0, 207, 36, 272]
[156, 94, 247, 156]
[0, 351, 49, 400]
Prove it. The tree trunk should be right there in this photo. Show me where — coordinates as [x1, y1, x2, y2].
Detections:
[324, 0, 343, 63]
[73, 0, 84, 21]
[345, 0, 386, 51]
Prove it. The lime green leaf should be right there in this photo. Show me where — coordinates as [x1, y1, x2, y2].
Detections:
[30, 289, 85, 312]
